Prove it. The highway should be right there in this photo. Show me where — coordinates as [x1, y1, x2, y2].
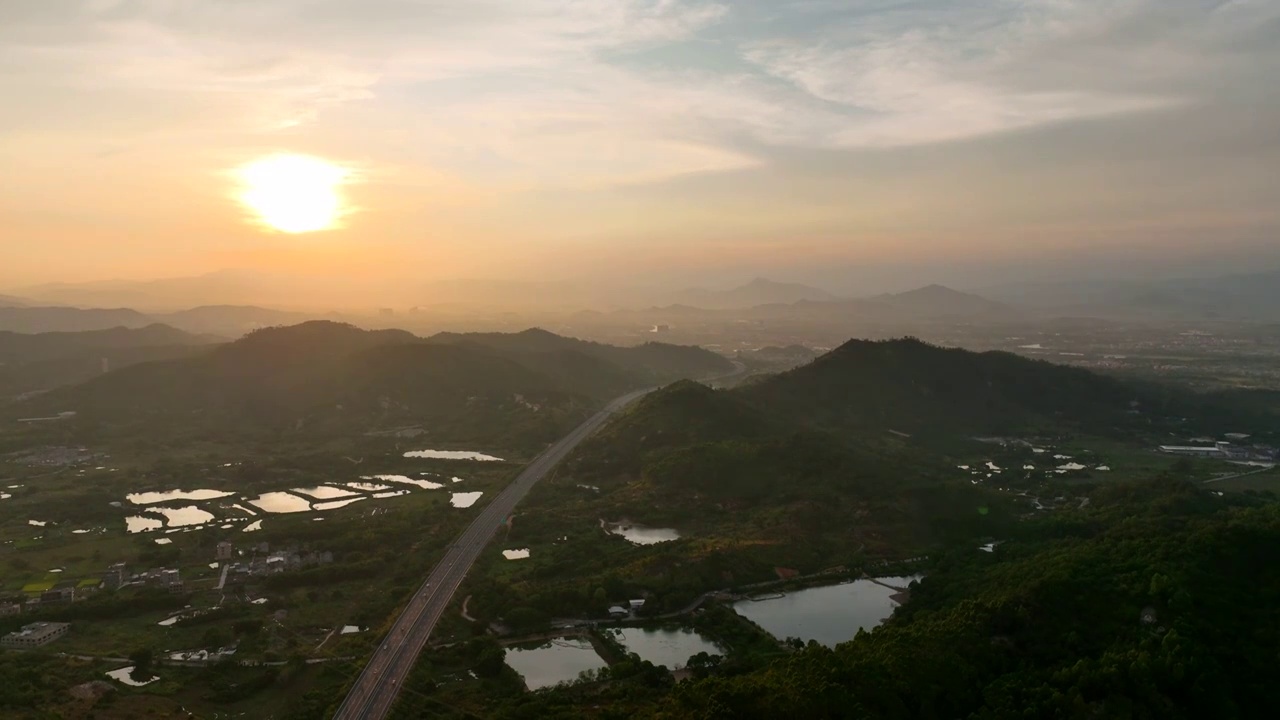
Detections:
[331, 387, 655, 720]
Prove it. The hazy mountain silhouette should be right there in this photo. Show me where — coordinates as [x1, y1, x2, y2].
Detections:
[0, 306, 153, 333]
[678, 277, 837, 309]
[867, 284, 1010, 318]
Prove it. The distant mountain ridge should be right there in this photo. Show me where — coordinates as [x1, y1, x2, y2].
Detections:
[677, 277, 837, 309]
[866, 284, 1011, 318]
[0, 306, 154, 333]
[0, 304, 322, 337]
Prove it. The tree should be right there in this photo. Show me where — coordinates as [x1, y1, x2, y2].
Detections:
[128, 647, 154, 682]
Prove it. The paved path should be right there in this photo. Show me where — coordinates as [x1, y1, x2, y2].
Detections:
[331, 387, 655, 720]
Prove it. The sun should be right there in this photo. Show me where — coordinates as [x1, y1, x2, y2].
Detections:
[235, 154, 350, 233]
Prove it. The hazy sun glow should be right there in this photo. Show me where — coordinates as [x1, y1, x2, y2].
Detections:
[236, 154, 349, 233]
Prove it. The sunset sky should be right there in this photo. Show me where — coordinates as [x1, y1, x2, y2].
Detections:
[3, 0, 1279, 293]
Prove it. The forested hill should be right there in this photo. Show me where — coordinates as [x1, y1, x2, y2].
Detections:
[426, 328, 734, 383]
[739, 337, 1217, 436]
[0, 324, 220, 398]
[655, 478, 1280, 719]
[9, 322, 729, 445]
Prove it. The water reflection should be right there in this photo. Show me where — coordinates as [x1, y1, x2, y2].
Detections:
[603, 521, 680, 545]
[291, 486, 358, 499]
[404, 449, 503, 461]
[146, 505, 214, 527]
[106, 666, 158, 686]
[505, 637, 607, 690]
[732, 576, 920, 648]
[126, 516, 164, 533]
[313, 496, 366, 511]
[451, 491, 483, 508]
[127, 489, 233, 505]
[364, 474, 442, 490]
[615, 627, 721, 669]
[248, 492, 311, 514]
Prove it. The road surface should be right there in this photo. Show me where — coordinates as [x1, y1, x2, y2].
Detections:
[331, 387, 654, 720]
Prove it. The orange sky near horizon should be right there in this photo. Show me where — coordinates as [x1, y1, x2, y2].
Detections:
[2, 1, 1278, 292]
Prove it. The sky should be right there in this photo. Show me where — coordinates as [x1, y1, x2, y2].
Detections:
[2, 0, 1279, 297]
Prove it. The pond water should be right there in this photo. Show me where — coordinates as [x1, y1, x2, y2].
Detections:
[450, 491, 484, 508]
[154, 538, 173, 545]
[146, 505, 215, 527]
[313, 497, 366, 511]
[127, 489, 233, 505]
[404, 449, 504, 462]
[614, 627, 722, 669]
[340, 625, 364, 635]
[732, 576, 921, 648]
[28, 520, 47, 527]
[502, 548, 531, 560]
[248, 492, 311, 514]
[0, 493, 10, 500]
[126, 516, 164, 533]
[291, 486, 359, 500]
[346, 481, 391, 492]
[372, 490, 410, 499]
[242, 520, 263, 532]
[230, 503, 258, 517]
[604, 521, 680, 545]
[105, 666, 158, 686]
[505, 637, 607, 690]
[364, 473, 442, 490]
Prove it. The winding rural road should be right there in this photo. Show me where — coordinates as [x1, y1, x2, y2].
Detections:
[331, 387, 657, 719]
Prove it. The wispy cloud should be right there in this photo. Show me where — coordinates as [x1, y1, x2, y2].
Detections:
[4, 0, 1275, 178]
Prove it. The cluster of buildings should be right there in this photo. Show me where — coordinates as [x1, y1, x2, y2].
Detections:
[228, 548, 334, 581]
[1157, 435, 1278, 462]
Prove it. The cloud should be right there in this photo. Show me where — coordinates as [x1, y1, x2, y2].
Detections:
[2, 0, 1278, 192]
[740, 0, 1279, 147]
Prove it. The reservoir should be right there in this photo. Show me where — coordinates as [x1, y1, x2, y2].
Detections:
[615, 627, 721, 669]
[733, 576, 920, 648]
[505, 637, 607, 690]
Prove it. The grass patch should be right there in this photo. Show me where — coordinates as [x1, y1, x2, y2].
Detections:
[21, 580, 55, 593]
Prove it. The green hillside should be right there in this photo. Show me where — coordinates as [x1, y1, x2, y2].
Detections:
[741, 337, 1230, 437]
[0, 324, 221, 398]
[9, 322, 730, 446]
[657, 480, 1280, 719]
[427, 327, 734, 384]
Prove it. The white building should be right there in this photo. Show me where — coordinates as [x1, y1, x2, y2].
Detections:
[1, 622, 69, 649]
